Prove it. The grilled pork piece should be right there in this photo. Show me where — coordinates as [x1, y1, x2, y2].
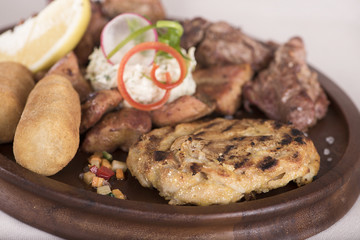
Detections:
[127, 118, 320, 206]
[74, 2, 109, 66]
[181, 18, 272, 71]
[193, 64, 253, 115]
[151, 95, 215, 127]
[82, 108, 151, 153]
[101, 0, 166, 23]
[243, 37, 329, 131]
[180, 17, 211, 50]
[47, 52, 92, 102]
[80, 89, 123, 133]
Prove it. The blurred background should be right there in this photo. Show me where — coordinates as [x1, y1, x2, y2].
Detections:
[1, 0, 359, 110]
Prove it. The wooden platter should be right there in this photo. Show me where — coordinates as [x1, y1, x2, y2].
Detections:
[0, 68, 359, 240]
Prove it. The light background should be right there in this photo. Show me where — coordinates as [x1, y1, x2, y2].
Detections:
[0, 0, 359, 239]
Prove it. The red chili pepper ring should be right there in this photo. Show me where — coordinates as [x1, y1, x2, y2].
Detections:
[117, 41, 187, 111]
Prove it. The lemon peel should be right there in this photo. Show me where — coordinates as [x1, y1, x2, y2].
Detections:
[0, 0, 91, 72]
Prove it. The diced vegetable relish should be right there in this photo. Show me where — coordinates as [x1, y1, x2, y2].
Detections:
[79, 151, 127, 200]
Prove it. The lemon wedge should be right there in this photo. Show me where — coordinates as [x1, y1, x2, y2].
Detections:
[0, 0, 91, 73]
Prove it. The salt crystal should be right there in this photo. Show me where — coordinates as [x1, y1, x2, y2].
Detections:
[327, 157, 333, 162]
[323, 148, 330, 155]
[326, 136, 335, 145]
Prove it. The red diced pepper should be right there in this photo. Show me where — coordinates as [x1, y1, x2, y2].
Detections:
[89, 165, 98, 174]
[96, 166, 114, 180]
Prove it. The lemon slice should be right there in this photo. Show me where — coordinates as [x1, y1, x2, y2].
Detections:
[0, 0, 91, 73]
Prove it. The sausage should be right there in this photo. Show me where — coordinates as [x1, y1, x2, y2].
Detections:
[13, 74, 81, 176]
[47, 51, 93, 102]
[151, 95, 215, 127]
[0, 62, 34, 143]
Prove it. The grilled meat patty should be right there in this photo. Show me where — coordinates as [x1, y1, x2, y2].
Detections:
[127, 118, 320, 206]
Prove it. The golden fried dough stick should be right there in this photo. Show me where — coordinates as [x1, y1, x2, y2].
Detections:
[13, 74, 81, 176]
[0, 62, 34, 143]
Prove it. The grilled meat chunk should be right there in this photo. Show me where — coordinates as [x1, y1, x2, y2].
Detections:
[193, 64, 253, 115]
[127, 118, 320, 206]
[151, 95, 215, 127]
[181, 18, 272, 71]
[180, 17, 211, 50]
[80, 89, 123, 133]
[74, 2, 109, 66]
[82, 108, 152, 153]
[243, 37, 329, 131]
[47, 51, 92, 102]
[101, 0, 166, 23]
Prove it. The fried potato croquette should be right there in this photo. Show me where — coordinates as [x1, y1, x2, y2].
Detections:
[13, 74, 81, 176]
[0, 62, 34, 143]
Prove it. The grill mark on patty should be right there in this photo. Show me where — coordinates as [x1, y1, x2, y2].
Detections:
[273, 121, 284, 129]
[224, 145, 236, 155]
[153, 151, 169, 162]
[258, 135, 271, 141]
[194, 131, 205, 137]
[258, 156, 278, 171]
[204, 122, 220, 129]
[280, 133, 292, 146]
[294, 136, 306, 145]
[190, 163, 202, 175]
[217, 154, 225, 162]
[291, 128, 303, 136]
[234, 158, 249, 169]
[193, 137, 204, 141]
[232, 136, 247, 141]
[222, 123, 236, 133]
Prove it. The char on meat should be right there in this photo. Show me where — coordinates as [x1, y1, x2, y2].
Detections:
[82, 108, 152, 153]
[151, 94, 215, 127]
[181, 18, 272, 71]
[243, 37, 329, 131]
[193, 64, 253, 115]
[47, 51, 92, 102]
[80, 88, 123, 133]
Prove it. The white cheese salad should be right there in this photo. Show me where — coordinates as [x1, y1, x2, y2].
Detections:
[86, 46, 197, 107]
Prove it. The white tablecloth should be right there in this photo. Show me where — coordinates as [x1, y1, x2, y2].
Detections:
[0, 0, 359, 239]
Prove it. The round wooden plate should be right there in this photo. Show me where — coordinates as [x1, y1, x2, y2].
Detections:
[0, 68, 359, 240]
